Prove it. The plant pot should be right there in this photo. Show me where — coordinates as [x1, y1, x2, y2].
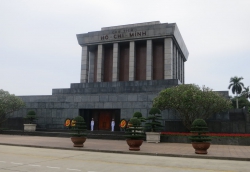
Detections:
[130, 126, 144, 133]
[192, 142, 210, 154]
[145, 132, 161, 143]
[23, 124, 37, 132]
[71, 137, 87, 147]
[126, 139, 143, 151]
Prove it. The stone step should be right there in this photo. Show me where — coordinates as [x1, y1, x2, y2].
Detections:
[0, 130, 127, 140]
[52, 79, 179, 95]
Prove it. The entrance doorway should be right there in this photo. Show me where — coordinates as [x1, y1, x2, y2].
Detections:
[79, 109, 120, 131]
[99, 110, 111, 130]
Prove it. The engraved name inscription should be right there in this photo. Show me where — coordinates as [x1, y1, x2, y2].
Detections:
[100, 29, 147, 41]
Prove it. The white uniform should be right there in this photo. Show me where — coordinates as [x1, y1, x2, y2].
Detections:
[91, 120, 94, 131]
[111, 120, 115, 132]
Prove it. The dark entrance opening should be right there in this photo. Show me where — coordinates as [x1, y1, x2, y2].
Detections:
[103, 44, 113, 82]
[153, 39, 164, 80]
[79, 109, 120, 131]
[119, 42, 129, 81]
[135, 41, 146, 81]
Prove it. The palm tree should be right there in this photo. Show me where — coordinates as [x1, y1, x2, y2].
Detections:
[228, 76, 244, 108]
[241, 86, 250, 99]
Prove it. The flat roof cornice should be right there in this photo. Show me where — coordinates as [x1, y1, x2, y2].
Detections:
[76, 22, 189, 60]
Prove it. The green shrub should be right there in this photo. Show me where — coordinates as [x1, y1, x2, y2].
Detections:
[133, 111, 146, 122]
[153, 84, 232, 130]
[149, 108, 161, 115]
[71, 116, 87, 137]
[25, 110, 37, 124]
[125, 117, 145, 140]
[0, 89, 26, 124]
[189, 119, 211, 142]
[133, 112, 142, 118]
[145, 108, 163, 132]
[129, 117, 141, 126]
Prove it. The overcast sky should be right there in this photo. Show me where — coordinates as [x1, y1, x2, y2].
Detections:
[1, 0, 249, 96]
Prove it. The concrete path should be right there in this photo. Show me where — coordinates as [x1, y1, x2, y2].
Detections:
[0, 134, 249, 161]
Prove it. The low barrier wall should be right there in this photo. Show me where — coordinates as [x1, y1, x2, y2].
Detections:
[164, 108, 250, 133]
[161, 135, 250, 146]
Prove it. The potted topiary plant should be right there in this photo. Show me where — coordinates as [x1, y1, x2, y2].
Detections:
[23, 110, 37, 132]
[70, 115, 87, 147]
[133, 112, 146, 122]
[145, 107, 163, 143]
[132, 112, 146, 133]
[125, 117, 145, 151]
[189, 119, 211, 154]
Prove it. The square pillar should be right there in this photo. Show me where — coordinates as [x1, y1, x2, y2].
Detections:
[179, 53, 182, 83]
[179, 54, 182, 83]
[80, 46, 89, 83]
[112, 43, 119, 81]
[172, 44, 175, 79]
[129, 41, 135, 81]
[183, 60, 185, 84]
[176, 49, 179, 80]
[164, 38, 173, 79]
[97, 44, 104, 82]
[146, 40, 152, 80]
[88, 51, 95, 83]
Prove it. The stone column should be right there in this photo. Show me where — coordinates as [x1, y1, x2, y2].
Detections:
[183, 61, 185, 84]
[88, 51, 95, 83]
[80, 46, 89, 83]
[179, 51, 182, 81]
[176, 49, 179, 80]
[173, 44, 177, 79]
[97, 44, 104, 82]
[112, 43, 119, 81]
[146, 40, 152, 80]
[129, 41, 135, 81]
[164, 38, 173, 79]
[179, 54, 182, 83]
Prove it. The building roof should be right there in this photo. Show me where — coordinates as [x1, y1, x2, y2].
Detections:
[76, 21, 189, 60]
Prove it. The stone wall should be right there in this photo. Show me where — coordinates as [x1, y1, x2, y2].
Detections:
[4, 79, 179, 130]
[165, 109, 250, 133]
[4, 79, 248, 134]
[161, 135, 250, 145]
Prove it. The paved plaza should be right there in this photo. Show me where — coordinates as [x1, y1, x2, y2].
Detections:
[0, 134, 249, 161]
[1, 144, 250, 172]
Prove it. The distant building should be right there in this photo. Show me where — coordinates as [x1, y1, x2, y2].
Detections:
[11, 21, 189, 131]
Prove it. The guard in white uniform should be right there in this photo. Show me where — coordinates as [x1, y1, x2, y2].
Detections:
[91, 118, 94, 131]
[111, 119, 115, 132]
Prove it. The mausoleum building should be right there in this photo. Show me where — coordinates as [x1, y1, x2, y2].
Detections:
[10, 21, 189, 131]
[77, 21, 188, 84]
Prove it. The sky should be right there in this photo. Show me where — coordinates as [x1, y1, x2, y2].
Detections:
[0, 0, 249, 96]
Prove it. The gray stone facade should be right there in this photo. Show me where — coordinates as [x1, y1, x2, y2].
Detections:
[7, 21, 248, 133]
[77, 21, 188, 58]
[77, 21, 188, 84]
[7, 22, 191, 131]
[164, 108, 250, 134]
[12, 80, 180, 130]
